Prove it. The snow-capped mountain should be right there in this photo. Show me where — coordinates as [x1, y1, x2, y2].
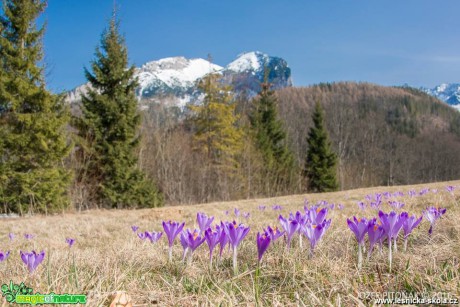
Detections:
[66, 51, 292, 109]
[422, 83, 460, 111]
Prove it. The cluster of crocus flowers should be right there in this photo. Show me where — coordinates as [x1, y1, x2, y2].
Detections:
[278, 207, 331, 255]
[423, 207, 446, 235]
[348, 210, 423, 271]
[162, 220, 185, 262]
[20, 250, 45, 274]
[138, 231, 163, 244]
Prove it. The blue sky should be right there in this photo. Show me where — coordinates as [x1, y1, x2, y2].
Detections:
[41, 0, 460, 92]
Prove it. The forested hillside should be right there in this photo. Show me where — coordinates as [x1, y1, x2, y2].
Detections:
[277, 83, 460, 189]
[129, 82, 460, 206]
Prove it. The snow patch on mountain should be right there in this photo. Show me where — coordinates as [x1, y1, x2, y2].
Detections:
[137, 57, 222, 92]
[227, 51, 268, 72]
[422, 83, 460, 110]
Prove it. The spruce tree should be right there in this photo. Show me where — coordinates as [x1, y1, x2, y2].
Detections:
[74, 17, 162, 209]
[304, 102, 338, 192]
[250, 82, 296, 195]
[190, 73, 243, 201]
[0, 0, 71, 214]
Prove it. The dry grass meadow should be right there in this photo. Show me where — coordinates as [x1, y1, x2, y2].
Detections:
[1, 180, 460, 306]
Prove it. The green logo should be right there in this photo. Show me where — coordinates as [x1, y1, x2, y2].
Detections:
[1, 281, 86, 305]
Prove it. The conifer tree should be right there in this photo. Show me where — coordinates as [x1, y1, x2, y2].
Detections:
[304, 102, 338, 192]
[0, 0, 71, 214]
[73, 16, 162, 208]
[190, 73, 243, 201]
[250, 82, 296, 195]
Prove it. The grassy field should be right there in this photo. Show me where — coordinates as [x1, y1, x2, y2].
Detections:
[1, 180, 460, 306]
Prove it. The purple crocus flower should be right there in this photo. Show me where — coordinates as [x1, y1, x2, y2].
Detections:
[184, 229, 205, 264]
[278, 215, 299, 249]
[8, 233, 14, 241]
[179, 230, 189, 262]
[347, 217, 369, 245]
[24, 234, 34, 240]
[145, 231, 163, 244]
[131, 226, 139, 232]
[234, 208, 240, 217]
[272, 205, 282, 211]
[338, 204, 344, 210]
[302, 220, 330, 256]
[20, 250, 45, 274]
[367, 219, 384, 259]
[258, 205, 266, 211]
[357, 202, 366, 211]
[419, 188, 429, 196]
[423, 207, 446, 235]
[162, 221, 185, 262]
[256, 232, 271, 263]
[204, 227, 221, 266]
[402, 214, 422, 251]
[305, 207, 328, 224]
[137, 232, 148, 240]
[66, 238, 76, 248]
[265, 226, 285, 242]
[224, 210, 229, 216]
[446, 186, 455, 194]
[0, 251, 10, 262]
[383, 192, 392, 199]
[217, 223, 229, 258]
[223, 221, 250, 274]
[388, 201, 405, 210]
[378, 211, 407, 271]
[197, 212, 214, 232]
[293, 210, 308, 249]
[347, 217, 369, 269]
[243, 212, 250, 219]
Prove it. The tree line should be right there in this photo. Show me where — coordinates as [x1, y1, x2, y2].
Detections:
[1, 1, 337, 214]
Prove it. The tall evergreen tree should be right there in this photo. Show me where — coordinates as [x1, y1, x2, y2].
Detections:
[304, 102, 338, 192]
[0, 0, 71, 214]
[250, 82, 296, 195]
[73, 16, 162, 209]
[190, 73, 244, 201]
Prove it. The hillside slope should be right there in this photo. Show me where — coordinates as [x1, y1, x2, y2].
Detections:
[276, 83, 460, 189]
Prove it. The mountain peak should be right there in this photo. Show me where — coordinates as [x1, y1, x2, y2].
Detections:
[422, 83, 460, 111]
[66, 51, 292, 109]
[226, 51, 270, 72]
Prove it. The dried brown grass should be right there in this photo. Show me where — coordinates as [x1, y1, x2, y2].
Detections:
[1, 180, 459, 306]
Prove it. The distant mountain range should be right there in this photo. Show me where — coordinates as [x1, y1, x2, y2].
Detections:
[66, 51, 460, 113]
[66, 51, 292, 109]
[421, 83, 460, 111]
